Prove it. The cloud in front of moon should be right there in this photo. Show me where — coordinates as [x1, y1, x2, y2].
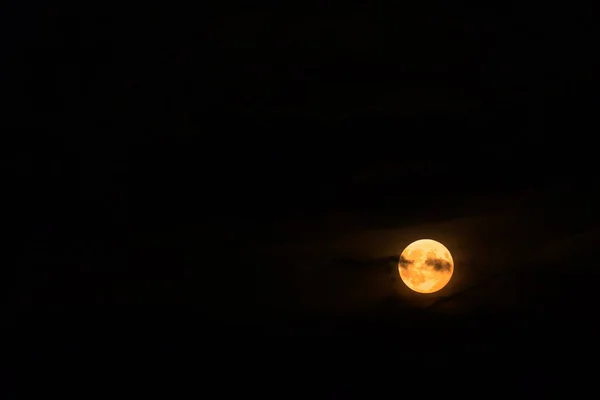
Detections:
[424, 257, 452, 272]
[398, 255, 414, 268]
[398, 239, 454, 294]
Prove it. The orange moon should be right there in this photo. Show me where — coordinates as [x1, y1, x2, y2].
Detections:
[398, 239, 454, 294]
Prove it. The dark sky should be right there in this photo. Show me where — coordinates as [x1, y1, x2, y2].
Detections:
[5, 3, 600, 390]
[6, 1, 599, 291]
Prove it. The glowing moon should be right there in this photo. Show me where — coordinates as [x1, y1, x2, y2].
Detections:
[398, 239, 454, 294]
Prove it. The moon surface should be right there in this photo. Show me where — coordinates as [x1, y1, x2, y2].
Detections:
[398, 239, 454, 294]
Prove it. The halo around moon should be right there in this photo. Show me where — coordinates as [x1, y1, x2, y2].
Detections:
[398, 239, 454, 294]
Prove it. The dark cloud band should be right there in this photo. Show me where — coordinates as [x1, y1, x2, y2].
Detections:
[398, 255, 414, 269]
[425, 257, 452, 272]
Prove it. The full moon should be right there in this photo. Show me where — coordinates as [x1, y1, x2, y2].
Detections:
[398, 239, 454, 294]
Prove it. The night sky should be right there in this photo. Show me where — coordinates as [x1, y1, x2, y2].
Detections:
[6, 3, 600, 395]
